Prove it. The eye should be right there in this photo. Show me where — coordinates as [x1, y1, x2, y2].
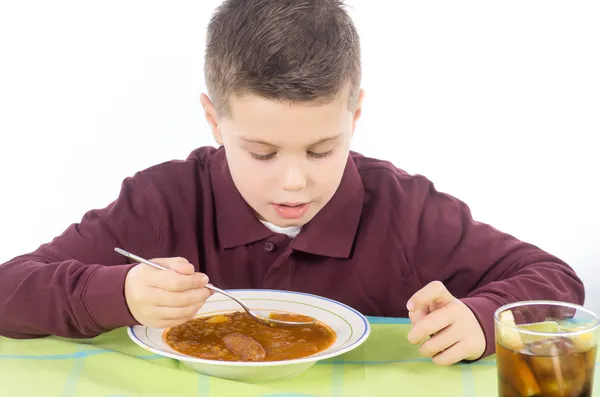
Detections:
[308, 150, 333, 159]
[250, 152, 276, 161]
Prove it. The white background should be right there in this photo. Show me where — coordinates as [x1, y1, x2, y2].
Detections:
[1, 1, 598, 309]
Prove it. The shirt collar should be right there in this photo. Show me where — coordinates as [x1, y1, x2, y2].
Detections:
[291, 155, 364, 259]
[210, 148, 274, 249]
[210, 147, 365, 257]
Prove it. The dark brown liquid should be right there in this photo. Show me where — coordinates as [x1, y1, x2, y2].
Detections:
[496, 339, 596, 397]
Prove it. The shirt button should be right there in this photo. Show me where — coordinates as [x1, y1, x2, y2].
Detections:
[263, 242, 275, 252]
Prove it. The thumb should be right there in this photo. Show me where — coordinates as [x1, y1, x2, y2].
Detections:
[407, 281, 454, 313]
[153, 257, 196, 275]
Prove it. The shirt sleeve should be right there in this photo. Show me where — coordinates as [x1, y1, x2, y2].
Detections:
[410, 177, 585, 360]
[0, 172, 162, 339]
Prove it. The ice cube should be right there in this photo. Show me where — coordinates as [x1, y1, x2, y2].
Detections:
[525, 337, 575, 356]
[525, 337, 586, 397]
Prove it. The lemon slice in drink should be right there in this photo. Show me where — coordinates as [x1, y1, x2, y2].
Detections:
[498, 310, 525, 350]
[518, 321, 560, 344]
[558, 325, 595, 350]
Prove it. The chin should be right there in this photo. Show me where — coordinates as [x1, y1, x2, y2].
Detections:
[262, 212, 310, 228]
[269, 218, 305, 228]
[282, 212, 320, 227]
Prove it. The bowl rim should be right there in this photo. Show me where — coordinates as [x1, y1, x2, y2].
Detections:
[127, 289, 371, 367]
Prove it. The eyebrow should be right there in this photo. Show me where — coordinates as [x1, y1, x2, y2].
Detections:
[240, 134, 342, 149]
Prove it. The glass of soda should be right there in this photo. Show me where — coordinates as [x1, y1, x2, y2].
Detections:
[495, 300, 599, 397]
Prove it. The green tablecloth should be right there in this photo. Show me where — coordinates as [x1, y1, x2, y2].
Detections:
[1, 317, 594, 397]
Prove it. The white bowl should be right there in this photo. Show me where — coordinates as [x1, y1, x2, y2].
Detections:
[127, 289, 370, 382]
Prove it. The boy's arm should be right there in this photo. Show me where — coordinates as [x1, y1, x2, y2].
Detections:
[0, 174, 160, 339]
[411, 178, 584, 359]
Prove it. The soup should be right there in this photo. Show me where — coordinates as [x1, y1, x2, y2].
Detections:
[163, 311, 336, 362]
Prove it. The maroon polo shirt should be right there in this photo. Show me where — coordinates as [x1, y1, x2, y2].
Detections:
[0, 146, 584, 359]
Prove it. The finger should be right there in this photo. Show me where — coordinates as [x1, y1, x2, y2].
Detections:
[431, 340, 468, 366]
[408, 308, 429, 325]
[406, 281, 454, 312]
[407, 305, 453, 344]
[147, 319, 186, 329]
[151, 257, 196, 275]
[150, 270, 209, 292]
[151, 287, 212, 307]
[418, 323, 460, 358]
[153, 302, 204, 320]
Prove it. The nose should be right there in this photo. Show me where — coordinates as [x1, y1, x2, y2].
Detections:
[280, 163, 307, 192]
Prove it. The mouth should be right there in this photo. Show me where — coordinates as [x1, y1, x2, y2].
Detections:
[275, 202, 308, 208]
[272, 202, 311, 219]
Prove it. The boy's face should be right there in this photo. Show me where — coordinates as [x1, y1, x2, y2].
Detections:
[201, 89, 364, 228]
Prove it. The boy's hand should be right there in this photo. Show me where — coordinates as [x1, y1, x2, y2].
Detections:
[124, 257, 212, 329]
[406, 281, 485, 365]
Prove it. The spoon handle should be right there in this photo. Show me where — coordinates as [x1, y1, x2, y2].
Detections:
[114, 248, 168, 271]
[114, 247, 315, 328]
[114, 248, 255, 315]
[203, 284, 254, 314]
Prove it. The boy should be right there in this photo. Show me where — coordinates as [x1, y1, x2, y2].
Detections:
[0, 0, 584, 366]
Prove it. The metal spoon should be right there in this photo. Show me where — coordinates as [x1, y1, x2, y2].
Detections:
[114, 247, 315, 328]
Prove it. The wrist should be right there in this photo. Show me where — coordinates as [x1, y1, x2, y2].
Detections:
[460, 295, 505, 361]
[82, 264, 139, 332]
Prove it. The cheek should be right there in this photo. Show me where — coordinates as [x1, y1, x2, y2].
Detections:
[311, 154, 348, 195]
[229, 170, 263, 206]
[226, 150, 270, 199]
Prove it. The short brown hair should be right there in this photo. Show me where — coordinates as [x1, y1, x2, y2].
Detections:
[204, 0, 361, 115]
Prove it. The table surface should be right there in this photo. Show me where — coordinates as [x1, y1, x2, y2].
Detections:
[0, 316, 598, 397]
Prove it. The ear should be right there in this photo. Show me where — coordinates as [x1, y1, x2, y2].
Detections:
[200, 93, 223, 145]
[351, 89, 365, 137]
